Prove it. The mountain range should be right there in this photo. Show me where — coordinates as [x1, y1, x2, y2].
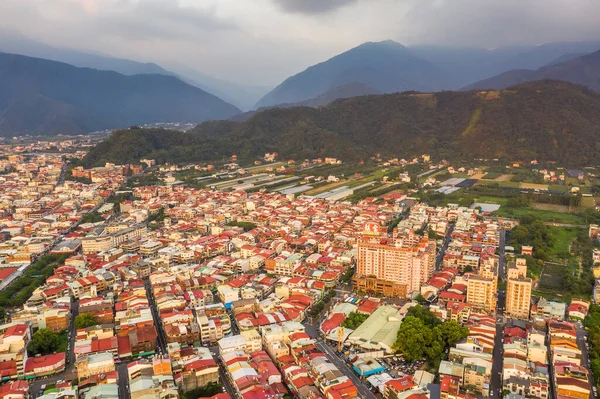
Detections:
[256, 40, 600, 108]
[464, 49, 600, 91]
[2, 33, 600, 135]
[0, 53, 240, 135]
[0, 29, 269, 110]
[82, 81, 600, 167]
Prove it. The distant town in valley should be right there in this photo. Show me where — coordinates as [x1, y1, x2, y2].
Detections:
[0, 136, 599, 399]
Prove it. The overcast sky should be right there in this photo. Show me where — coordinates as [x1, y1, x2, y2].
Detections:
[1, 0, 600, 86]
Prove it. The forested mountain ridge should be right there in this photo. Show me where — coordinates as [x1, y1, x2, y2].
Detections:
[83, 81, 600, 167]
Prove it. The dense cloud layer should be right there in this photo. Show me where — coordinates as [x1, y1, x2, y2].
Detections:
[273, 0, 359, 14]
[1, 0, 599, 85]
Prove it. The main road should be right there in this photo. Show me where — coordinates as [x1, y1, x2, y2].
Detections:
[489, 229, 507, 399]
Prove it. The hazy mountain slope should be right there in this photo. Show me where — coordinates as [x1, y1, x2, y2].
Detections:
[83, 81, 600, 166]
[255, 40, 446, 108]
[0, 53, 241, 135]
[0, 29, 267, 110]
[464, 49, 600, 91]
[409, 42, 600, 89]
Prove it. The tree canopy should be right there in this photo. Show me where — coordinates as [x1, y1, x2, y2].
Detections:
[342, 312, 368, 330]
[394, 306, 468, 368]
[75, 314, 99, 329]
[28, 328, 61, 356]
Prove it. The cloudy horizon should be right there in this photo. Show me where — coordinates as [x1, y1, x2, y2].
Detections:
[1, 0, 600, 86]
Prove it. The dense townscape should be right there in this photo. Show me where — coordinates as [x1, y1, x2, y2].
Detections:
[0, 140, 598, 399]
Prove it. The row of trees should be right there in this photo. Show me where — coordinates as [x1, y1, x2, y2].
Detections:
[393, 306, 469, 369]
[584, 305, 600, 386]
[308, 289, 335, 318]
[0, 254, 67, 308]
[340, 267, 355, 284]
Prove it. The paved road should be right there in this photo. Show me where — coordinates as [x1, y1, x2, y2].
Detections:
[489, 297, 505, 399]
[489, 229, 507, 399]
[212, 343, 241, 399]
[498, 229, 506, 281]
[144, 278, 167, 354]
[116, 362, 130, 398]
[302, 320, 376, 399]
[29, 300, 79, 397]
[544, 222, 586, 228]
[314, 340, 377, 399]
[575, 326, 594, 399]
[436, 223, 455, 271]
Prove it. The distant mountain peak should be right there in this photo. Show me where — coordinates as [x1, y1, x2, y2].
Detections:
[0, 53, 240, 135]
[255, 40, 442, 108]
[464, 47, 600, 91]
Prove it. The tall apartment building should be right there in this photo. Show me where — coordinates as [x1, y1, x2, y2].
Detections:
[506, 258, 532, 319]
[354, 226, 436, 298]
[467, 257, 498, 313]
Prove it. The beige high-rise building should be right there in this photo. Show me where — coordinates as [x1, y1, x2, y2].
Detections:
[506, 258, 532, 319]
[467, 257, 498, 312]
[354, 226, 436, 298]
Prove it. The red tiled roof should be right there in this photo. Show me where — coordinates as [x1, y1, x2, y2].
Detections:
[25, 353, 65, 373]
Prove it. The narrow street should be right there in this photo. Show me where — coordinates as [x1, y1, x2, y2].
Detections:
[498, 229, 506, 281]
[435, 223, 455, 271]
[303, 320, 376, 399]
[143, 277, 167, 354]
[575, 326, 593, 399]
[489, 229, 507, 399]
[212, 344, 240, 399]
[314, 340, 377, 399]
[29, 299, 79, 397]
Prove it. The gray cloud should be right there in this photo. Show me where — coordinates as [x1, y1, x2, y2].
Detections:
[1, 0, 600, 86]
[93, 0, 239, 41]
[273, 0, 359, 14]
[400, 0, 600, 47]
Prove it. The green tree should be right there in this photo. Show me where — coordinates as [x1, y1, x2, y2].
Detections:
[439, 320, 469, 346]
[342, 312, 368, 329]
[28, 328, 60, 356]
[75, 314, 99, 329]
[405, 305, 441, 327]
[395, 316, 432, 361]
[81, 211, 104, 224]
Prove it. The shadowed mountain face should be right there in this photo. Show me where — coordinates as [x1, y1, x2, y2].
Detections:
[0, 53, 241, 135]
